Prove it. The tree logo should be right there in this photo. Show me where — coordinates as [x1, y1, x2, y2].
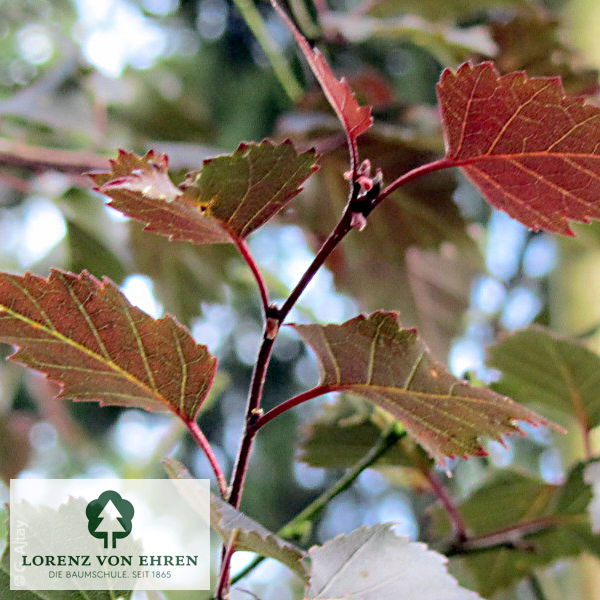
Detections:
[86, 490, 135, 549]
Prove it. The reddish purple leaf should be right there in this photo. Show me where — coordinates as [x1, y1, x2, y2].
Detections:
[0, 270, 216, 422]
[291, 312, 559, 463]
[437, 61, 600, 234]
[90, 140, 318, 245]
[271, 0, 373, 144]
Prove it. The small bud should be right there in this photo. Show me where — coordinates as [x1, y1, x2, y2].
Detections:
[372, 168, 383, 186]
[357, 158, 371, 176]
[356, 175, 373, 190]
[345, 160, 372, 185]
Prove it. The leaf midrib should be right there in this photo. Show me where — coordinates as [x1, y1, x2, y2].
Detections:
[544, 337, 590, 434]
[331, 383, 505, 405]
[314, 527, 380, 597]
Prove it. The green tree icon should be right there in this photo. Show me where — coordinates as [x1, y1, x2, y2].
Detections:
[86, 490, 134, 549]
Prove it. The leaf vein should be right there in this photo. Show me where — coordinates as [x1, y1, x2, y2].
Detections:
[56, 271, 113, 362]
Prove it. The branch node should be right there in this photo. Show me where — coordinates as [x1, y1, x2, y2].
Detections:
[266, 303, 281, 320]
[349, 168, 383, 229]
[249, 408, 264, 426]
[265, 316, 280, 339]
[350, 212, 368, 231]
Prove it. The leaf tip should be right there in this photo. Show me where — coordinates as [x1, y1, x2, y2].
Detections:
[543, 420, 568, 435]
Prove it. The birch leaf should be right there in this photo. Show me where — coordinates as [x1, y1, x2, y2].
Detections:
[90, 140, 318, 244]
[304, 524, 481, 599]
[271, 0, 372, 143]
[438, 61, 600, 234]
[291, 312, 557, 463]
[1, 500, 133, 600]
[0, 269, 216, 422]
[489, 325, 600, 432]
[435, 464, 600, 596]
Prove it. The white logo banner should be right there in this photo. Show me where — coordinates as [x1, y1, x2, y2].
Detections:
[10, 478, 210, 591]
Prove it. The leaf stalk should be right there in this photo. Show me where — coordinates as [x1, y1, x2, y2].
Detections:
[185, 420, 228, 498]
[232, 236, 271, 318]
[424, 470, 467, 543]
[251, 385, 335, 431]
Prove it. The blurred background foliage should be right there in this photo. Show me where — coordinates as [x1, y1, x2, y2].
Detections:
[1, 0, 600, 598]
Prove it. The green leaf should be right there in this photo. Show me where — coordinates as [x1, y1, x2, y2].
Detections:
[163, 458, 308, 580]
[210, 493, 307, 580]
[430, 471, 557, 539]
[0, 557, 131, 599]
[91, 140, 318, 245]
[457, 526, 600, 597]
[584, 461, 600, 532]
[67, 220, 127, 283]
[129, 224, 237, 325]
[435, 464, 600, 596]
[489, 325, 600, 432]
[290, 312, 555, 464]
[305, 523, 481, 599]
[299, 397, 433, 491]
[366, 0, 529, 21]
[0, 269, 217, 422]
[299, 396, 426, 469]
[58, 188, 128, 284]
